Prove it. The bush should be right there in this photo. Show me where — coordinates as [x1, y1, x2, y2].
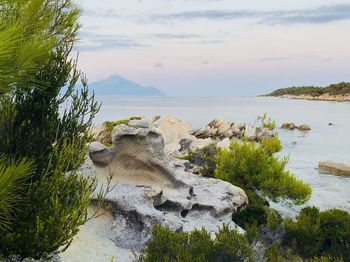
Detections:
[0, 0, 99, 259]
[187, 143, 219, 177]
[284, 207, 350, 261]
[215, 137, 311, 205]
[138, 224, 253, 262]
[106, 119, 130, 133]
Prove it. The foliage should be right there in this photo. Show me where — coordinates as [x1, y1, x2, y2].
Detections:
[0, 0, 100, 259]
[0, 156, 33, 230]
[106, 119, 129, 133]
[267, 82, 350, 97]
[259, 113, 276, 130]
[284, 207, 350, 261]
[215, 137, 311, 205]
[187, 143, 219, 177]
[138, 224, 253, 262]
[0, 0, 55, 93]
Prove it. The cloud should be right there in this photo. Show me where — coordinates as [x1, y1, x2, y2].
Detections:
[148, 4, 350, 25]
[259, 57, 290, 61]
[77, 31, 147, 51]
[201, 61, 210, 65]
[154, 33, 201, 39]
[154, 62, 164, 68]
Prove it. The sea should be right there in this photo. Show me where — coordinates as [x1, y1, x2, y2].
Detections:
[93, 96, 350, 217]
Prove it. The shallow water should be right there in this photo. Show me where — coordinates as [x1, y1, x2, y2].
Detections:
[94, 96, 350, 217]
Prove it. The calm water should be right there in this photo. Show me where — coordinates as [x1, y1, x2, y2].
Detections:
[94, 96, 350, 217]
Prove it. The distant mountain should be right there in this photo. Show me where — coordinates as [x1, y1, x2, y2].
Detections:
[89, 74, 164, 96]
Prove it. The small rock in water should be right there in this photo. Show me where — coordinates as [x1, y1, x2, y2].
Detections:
[298, 124, 311, 131]
[318, 161, 350, 177]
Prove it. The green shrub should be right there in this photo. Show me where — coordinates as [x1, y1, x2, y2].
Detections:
[106, 119, 130, 133]
[284, 207, 350, 261]
[0, 0, 99, 259]
[187, 143, 219, 177]
[260, 113, 276, 130]
[215, 137, 311, 205]
[138, 224, 253, 262]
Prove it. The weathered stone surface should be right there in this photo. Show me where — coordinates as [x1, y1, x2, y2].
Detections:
[208, 118, 225, 129]
[152, 114, 194, 155]
[66, 124, 248, 261]
[318, 161, 350, 177]
[217, 137, 231, 149]
[257, 128, 275, 141]
[244, 125, 257, 141]
[128, 120, 150, 128]
[88, 142, 112, 166]
[298, 124, 311, 131]
[89, 122, 111, 144]
[281, 123, 296, 130]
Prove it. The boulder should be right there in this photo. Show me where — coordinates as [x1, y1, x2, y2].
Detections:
[298, 124, 311, 131]
[206, 118, 232, 138]
[318, 161, 350, 177]
[217, 138, 231, 149]
[244, 125, 257, 141]
[89, 122, 111, 144]
[280, 123, 296, 130]
[257, 128, 275, 141]
[208, 118, 225, 129]
[152, 114, 195, 155]
[128, 120, 150, 128]
[69, 124, 248, 260]
[193, 126, 210, 138]
[88, 142, 112, 166]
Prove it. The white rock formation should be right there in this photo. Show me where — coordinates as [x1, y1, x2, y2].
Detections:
[62, 124, 248, 261]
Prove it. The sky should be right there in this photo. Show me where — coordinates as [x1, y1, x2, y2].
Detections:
[76, 0, 350, 96]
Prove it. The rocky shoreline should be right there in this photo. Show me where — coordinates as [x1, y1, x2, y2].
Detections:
[272, 93, 350, 102]
[60, 114, 277, 262]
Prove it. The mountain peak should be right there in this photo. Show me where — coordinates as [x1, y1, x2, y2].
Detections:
[90, 74, 164, 96]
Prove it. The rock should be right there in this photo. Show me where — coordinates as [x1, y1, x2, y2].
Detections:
[318, 161, 350, 177]
[128, 120, 150, 128]
[209, 127, 218, 137]
[257, 128, 275, 141]
[231, 122, 245, 137]
[153, 114, 195, 155]
[88, 142, 112, 166]
[281, 123, 296, 130]
[298, 124, 311, 131]
[208, 118, 225, 129]
[206, 118, 232, 138]
[193, 138, 214, 150]
[89, 122, 111, 144]
[244, 125, 257, 141]
[70, 124, 248, 260]
[232, 122, 246, 130]
[217, 138, 231, 149]
[193, 127, 209, 138]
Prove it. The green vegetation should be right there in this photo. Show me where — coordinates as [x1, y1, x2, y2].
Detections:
[284, 207, 350, 261]
[187, 143, 219, 177]
[0, 0, 99, 259]
[215, 137, 311, 204]
[267, 82, 350, 97]
[138, 224, 253, 262]
[106, 119, 130, 133]
[0, 157, 33, 230]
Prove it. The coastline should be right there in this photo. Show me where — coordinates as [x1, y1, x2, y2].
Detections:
[268, 93, 350, 102]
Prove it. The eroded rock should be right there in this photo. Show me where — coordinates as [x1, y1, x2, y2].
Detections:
[75, 125, 248, 258]
[318, 161, 350, 177]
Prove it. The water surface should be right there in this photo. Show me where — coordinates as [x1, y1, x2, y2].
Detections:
[94, 96, 350, 217]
